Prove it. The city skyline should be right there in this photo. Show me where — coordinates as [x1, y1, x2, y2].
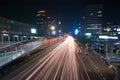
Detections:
[0, 0, 120, 32]
[0, 0, 120, 79]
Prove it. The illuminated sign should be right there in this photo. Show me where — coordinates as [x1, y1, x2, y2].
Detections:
[99, 35, 118, 39]
[108, 36, 118, 39]
[117, 28, 120, 31]
[85, 33, 91, 36]
[75, 29, 78, 35]
[99, 35, 108, 39]
[31, 28, 36, 34]
[87, 27, 102, 30]
[118, 32, 120, 34]
[2, 34, 8, 36]
[38, 10, 46, 13]
[104, 27, 111, 31]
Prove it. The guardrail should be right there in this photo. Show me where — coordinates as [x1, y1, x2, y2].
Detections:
[92, 41, 120, 65]
[0, 37, 65, 67]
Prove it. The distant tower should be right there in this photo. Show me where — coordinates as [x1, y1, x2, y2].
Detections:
[36, 10, 48, 36]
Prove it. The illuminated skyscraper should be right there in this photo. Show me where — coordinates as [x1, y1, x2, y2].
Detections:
[82, 5, 103, 35]
[36, 10, 48, 36]
[36, 10, 57, 37]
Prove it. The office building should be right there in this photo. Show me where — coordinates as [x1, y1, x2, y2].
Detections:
[82, 5, 103, 35]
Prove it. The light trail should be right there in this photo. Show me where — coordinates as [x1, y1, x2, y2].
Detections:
[25, 36, 81, 80]
[5, 36, 103, 80]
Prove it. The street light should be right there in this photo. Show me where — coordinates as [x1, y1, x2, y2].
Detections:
[52, 31, 56, 35]
[51, 26, 55, 30]
[49, 26, 56, 45]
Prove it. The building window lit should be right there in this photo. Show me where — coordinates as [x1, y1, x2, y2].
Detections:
[114, 28, 117, 30]
[90, 13, 93, 16]
[118, 32, 120, 34]
[83, 17, 86, 19]
[98, 14, 102, 17]
[98, 11, 102, 13]
[117, 28, 120, 31]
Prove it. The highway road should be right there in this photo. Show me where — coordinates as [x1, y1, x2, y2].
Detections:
[1, 36, 104, 80]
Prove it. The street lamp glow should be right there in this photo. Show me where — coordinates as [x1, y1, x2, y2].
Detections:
[51, 26, 55, 30]
[52, 31, 56, 35]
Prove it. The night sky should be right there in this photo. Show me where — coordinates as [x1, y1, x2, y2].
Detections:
[0, 0, 120, 32]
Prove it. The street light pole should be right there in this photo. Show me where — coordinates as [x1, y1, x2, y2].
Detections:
[49, 26, 55, 45]
[49, 30, 50, 45]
